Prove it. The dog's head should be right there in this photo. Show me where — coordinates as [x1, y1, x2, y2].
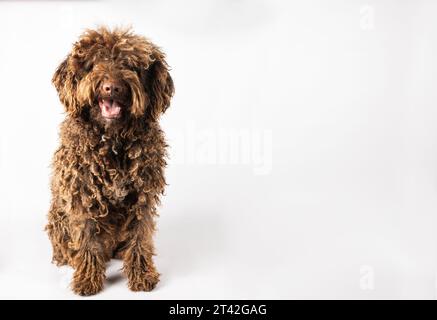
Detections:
[52, 27, 174, 125]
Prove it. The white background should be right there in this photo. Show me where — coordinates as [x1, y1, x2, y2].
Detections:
[0, 0, 437, 299]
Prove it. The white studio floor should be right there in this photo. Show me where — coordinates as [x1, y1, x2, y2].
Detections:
[2, 164, 437, 300]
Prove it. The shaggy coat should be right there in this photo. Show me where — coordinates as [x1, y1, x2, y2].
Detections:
[46, 27, 174, 295]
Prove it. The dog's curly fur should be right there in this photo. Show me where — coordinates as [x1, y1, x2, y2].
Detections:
[45, 27, 174, 296]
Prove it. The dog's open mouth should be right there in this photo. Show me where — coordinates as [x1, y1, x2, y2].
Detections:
[98, 98, 122, 119]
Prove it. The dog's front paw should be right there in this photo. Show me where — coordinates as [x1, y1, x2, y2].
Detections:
[128, 271, 160, 292]
[71, 271, 104, 296]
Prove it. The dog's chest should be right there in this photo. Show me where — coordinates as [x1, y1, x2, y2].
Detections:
[99, 135, 124, 167]
[94, 135, 133, 203]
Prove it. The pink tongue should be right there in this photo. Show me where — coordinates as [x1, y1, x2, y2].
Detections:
[99, 99, 121, 118]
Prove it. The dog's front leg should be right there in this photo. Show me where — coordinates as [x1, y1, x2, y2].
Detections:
[123, 209, 160, 292]
[69, 218, 106, 296]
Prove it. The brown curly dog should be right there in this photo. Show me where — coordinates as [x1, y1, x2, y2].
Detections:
[45, 27, 174, 296]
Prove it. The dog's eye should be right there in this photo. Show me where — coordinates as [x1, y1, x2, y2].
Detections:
[125, 65, 137, 72]
[120, 61, 138, 72]
[74, 47, 86, 58]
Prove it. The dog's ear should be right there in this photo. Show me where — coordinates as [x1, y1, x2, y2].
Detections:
[52, 56, 80, 116]
[143, 49, 174, 122]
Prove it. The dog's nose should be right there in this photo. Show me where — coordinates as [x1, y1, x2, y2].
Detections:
[102, 81, 124, 95]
